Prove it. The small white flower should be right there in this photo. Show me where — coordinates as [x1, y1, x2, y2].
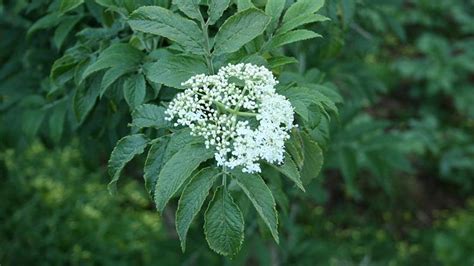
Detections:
[166, 63, 295, 173]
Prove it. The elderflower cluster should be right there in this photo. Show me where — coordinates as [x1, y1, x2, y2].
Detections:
[165, 63, 295, 173]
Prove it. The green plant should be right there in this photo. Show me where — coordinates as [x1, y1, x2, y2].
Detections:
[2, 0, 474, 263]
[1, 0, 342, 257]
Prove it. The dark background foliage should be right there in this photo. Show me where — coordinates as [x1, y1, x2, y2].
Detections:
[1, 0, 474, 265]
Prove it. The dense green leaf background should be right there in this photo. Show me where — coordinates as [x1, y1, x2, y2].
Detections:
[1, 0, 474, 265]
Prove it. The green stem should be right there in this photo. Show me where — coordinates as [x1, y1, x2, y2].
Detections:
[222, 170, 227, 189]
[206, 55, 215, 74]
[214, 102, 257, 117]
[200, 18, 214, 74]
[234, 111, 257, 117]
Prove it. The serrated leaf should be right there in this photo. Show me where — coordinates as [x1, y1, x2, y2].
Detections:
[154, 143, 214, 213]
[213, 8, 270, 56]
[204, 186, 244, 256]
[82, 43, 143, 81]
[100, 65, 135, 97]
[131, 104, 169, 129]
[128, 6, 205, 55]
[53, 15, 81, 49]
[277, 13, 329, 35]
[144, 138, 169, 196]
[300, 132, 324, 183]
[108, 134, 149, 194]
[123, 74, 146, 109]
[144, 55, 208, 89]
[60, 0, 84, 13]
[270, 152, 305, 192]
[173, 0, 201, 20]
[265, 0, 285, 33]
[208, 0, 231, 25]
[283, 0, 325, 23]
[177, 168, 219, 251]
[270, 29, 321, 49]
[232, 170, 279, 243]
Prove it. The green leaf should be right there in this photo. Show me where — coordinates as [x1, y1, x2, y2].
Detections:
[173, 0, 201, 20]
[95, 0, 123, 10]
[264, 170, 289, 215]
[123, 74, 146, 109]
[50, 54, 78, 84]
[154, 143, 214, 213]
[213, 8, 270, 56]
[100, 65, 134, 97]
[270, 152, 305, 192]
[300, 132, 324, 183]
[144, 138, 169, 196]
[53, 15, 81, 49]
[310, 83, 343, 104]
[239, 53, 268, 66]
[236, 0, 254, 11]
[268, 56, 298, 69]
[286, 129, 305, 169]
[277, 13, 329, 35]
[48, 100, 67, 144]
[145, 130, 201, 197]
[60, 0, 84, 13]
[176, 168, 219, 251]
[280, 89, 312, 121]
[144, 55, 208, 89]
[131, 104, 169, 129]
[339, 0, 356, 27]
[339, 147, 359, 197]
[27, 12, 61, 36]
[108, 134, 149, 194]
[165, 129, 201, 159]
[208, 0, 231, 25]
[270, 29, 321, 49]
[22, 109, 46, 140]
[204, 186, 244, 256]
[73, 76, 100, 123]
[279, 86, 338, 123]
[283, 0, 324, 23]
[232, 170, 279, 243]
[82, 44, 143, 81]
[128, 6, 205, 55]
[74, 58, 90, 85]
[265, 0, 285, 33]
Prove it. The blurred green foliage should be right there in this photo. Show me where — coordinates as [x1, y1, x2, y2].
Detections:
[0, 143, 221, 265]
[1, 0, 474, 264]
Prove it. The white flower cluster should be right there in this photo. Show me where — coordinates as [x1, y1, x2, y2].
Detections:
[165, 63, 295, 173]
